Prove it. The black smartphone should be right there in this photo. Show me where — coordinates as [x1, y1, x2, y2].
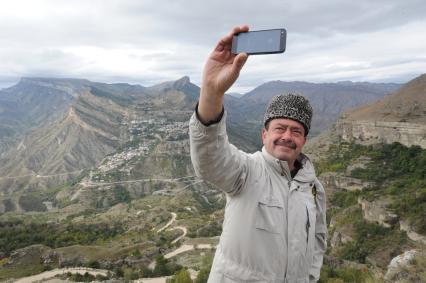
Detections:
[231, 28, 286, 55]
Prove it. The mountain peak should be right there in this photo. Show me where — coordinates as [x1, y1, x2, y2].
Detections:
[149, 76, 192, 91]
[176, 76, 190, 83]
[173, 76, 191, 88]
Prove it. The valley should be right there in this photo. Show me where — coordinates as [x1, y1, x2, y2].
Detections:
[0, 75, 425, 282]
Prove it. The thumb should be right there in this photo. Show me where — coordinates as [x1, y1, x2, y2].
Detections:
[232, 53, 248, 74]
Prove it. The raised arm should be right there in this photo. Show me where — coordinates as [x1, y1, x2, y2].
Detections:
[197, 25, 249, 124]
[189, 26, 252, 196]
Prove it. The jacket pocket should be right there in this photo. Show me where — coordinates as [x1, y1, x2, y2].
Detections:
[255, 197, 284, 234]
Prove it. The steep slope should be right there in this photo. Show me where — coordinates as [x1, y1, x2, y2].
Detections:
[335, 74, 426, 148]
[145, 76, 199, 110]
[0, 79, 153, 194]
[0, 78, 87, 155]
[343, 74, 426, 123]
[0, 77, 204, 199]
[0, 90, 130, 194]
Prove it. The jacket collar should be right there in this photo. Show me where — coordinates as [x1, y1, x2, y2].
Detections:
[261, 146, 316, 182]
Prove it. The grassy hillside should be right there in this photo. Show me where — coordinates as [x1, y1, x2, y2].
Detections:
[315, 142, 426, 282]
[317, 142, 425, 234]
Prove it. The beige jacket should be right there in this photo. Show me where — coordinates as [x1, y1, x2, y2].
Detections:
[189, 111, 327, 283]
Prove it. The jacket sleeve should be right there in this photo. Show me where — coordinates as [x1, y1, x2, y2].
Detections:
[309, 179, 327, 283]
[189, 111, 250, 196]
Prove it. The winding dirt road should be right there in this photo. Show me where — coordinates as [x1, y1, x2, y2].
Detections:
[12, 267, 109, 283]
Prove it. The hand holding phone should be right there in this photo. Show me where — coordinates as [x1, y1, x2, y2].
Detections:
[197, 25, 249, 124]
[232, 28, 286, 55]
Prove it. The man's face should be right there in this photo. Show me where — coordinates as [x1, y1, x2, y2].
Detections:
[262, 118, 306, 163]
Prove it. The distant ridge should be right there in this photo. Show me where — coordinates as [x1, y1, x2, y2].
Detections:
[334, 73, 426, 148]
[344, 74, 426, 123]
[225, 79, 402, 139]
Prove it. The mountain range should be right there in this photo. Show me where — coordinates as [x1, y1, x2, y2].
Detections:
[0, 74, 425, 282]
[225, 79, 401, 138]
[0, 76, 401, 195]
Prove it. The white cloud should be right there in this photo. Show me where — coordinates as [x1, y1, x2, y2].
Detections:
[0, 0, 425, 92]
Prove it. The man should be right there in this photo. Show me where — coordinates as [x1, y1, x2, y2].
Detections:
[189, 25, 327, 283]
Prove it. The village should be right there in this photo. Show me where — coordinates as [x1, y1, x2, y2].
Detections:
[92, 113, 190, 182]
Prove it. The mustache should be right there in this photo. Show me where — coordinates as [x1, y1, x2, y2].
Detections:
[274, 140, 297, 149]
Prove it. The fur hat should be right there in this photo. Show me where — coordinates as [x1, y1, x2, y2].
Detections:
[263, 93, 313, 135]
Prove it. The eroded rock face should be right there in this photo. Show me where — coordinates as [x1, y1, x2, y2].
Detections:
[358, 198, 399, 228]
[385, 250, 422, 282]
[5, 244, 52, 266]
[319, 172, 373, 192]
[335, 120, 426, 149]
[399, 220, 426, 245]
[331, 229, 353, 248]
[334, 74, 426, 149]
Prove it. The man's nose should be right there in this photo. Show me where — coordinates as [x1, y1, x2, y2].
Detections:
[280, 128, 293, 140]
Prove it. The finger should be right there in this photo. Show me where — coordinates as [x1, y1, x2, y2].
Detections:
[215, 25, 250, 52]
[224, 25, 250, 45]
[232, 52, 248, 73]
[233, 25, 249, 34]
[214, 40, 225, 52]
[215, 33, 234, 51]
[219, 32, 234, 46]
[241, 25, 249, 32]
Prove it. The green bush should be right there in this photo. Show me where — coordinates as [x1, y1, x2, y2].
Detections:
[167, 268, 193, 283]
[147, 254, 183, 277]
[338, 219, 407, 264]
[320, 264, 374, 283]
[87, 259, 100, 269]
[0, 220, 124, 255]
[329, 191, 360, 209]
[316, 142, 369, 175]
[195, 254, 213, 283]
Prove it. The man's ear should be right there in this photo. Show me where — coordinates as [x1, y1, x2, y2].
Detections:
[261, 128, 267, 144]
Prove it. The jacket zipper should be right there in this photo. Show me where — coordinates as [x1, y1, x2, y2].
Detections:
[278, 161, 291, 181]
[278, 160, 291, 280]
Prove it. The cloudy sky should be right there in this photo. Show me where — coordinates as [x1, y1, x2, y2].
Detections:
[1, 0, 425, 93]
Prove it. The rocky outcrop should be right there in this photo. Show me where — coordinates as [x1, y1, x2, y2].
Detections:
[5, 244, 53, 266]
[328, 210, 356, 249]
[335, 73, 426, 149]
[330, 229, 354, 248]
[335, 120, 426, 149]
[358, 197, 399, 228]
[385, 250, 424, 282]
[359, 197, 426, 244]
[319, 172, 373, 192]
[400, 220, 426, 245]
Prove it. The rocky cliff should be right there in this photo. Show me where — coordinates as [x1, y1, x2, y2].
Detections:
[335, 74, 426, 148]
[335, 119, 426, 148]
